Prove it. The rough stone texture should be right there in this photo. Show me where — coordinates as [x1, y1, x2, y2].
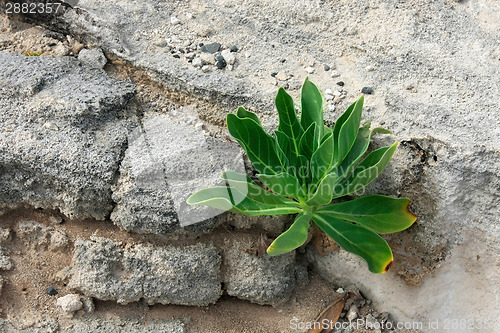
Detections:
[15, 220, 70, 251]
[0, 247, 12, 271]
[56, 294, 83, 313]
[67, 237, 222, 306]
[77, 48, 107, 69]
[0, 317, 184, 333]
[111, 110, 245, 234]
[223, 234, 296, 306]
[3, 0, 500, 325]
[0, 275, 3, 295]
[71, 319, 185, 333]
[0, 51, 136, 220]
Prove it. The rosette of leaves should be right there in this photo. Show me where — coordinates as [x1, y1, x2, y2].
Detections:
[188, 78, 417, 273]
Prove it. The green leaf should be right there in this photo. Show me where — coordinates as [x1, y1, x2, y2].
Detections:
[333, 97, 363, 166]
[297, 154, 310, 186]
[267, 212, 312, 256]
[312, 213, 393, 273]
[227, 114, 282, 175]
[275, 131, 297, 175]
[335, 142, 398, 198]
[276, 87, 303, 156]
[300, 78, 323, 145]
[310, 132, 334, 185]
[317, 195, 417, 234]
[334, 122, 393, 181]
[306, 172, 342, 206]
[257, 172, 305, 199]
[334, 120, 371, 179]
[187, 186, 301, 216]
[298, 123, 318, 160]
[236, 106, 261, 125]
[221, 171, 299, 207]
[323, 125, 333, 141]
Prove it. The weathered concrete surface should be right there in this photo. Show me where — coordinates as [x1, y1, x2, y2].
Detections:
[67, 237, 222, 306]
[222, 234, 297, 306]
[0, 317, 185, 333]
[0, 51, 135, 220]
[111, 110, 245, 234]
[71, 319, 185, 333]
[2, 0, 499, 327]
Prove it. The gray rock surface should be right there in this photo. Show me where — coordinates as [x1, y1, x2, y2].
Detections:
[0, 247, 12, 271]
[77, 47, 107, 69]
[71, 319, 185, 333]
[111, 111, 244, 234]
[3, 0, 499, 325]
[0, 51, 135, 220]
[222, 234, 296, 306]
[67, 237, 222, 306]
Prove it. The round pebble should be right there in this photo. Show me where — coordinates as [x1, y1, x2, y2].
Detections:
[216, 59, 227, 69]
[330, 71, 340, 78]
[230, 45, 238, 52]
[336, 81, 344, 86]
[361, 87, 374, 94]
[324, 65, 330, 71]
[305, 66, 315, 74]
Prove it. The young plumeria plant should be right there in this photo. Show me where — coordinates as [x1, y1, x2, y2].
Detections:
[188, 78, 417, 273]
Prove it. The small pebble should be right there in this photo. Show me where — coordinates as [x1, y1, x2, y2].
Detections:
[275, 71, 289, 81]
[336, 81, 344, 86]
[336, 287, 345, 294]
[271, 72, 278, 77]
[216, 59, 226, 69]
[330, 70, 340, 78]
[347, 305, 358, 321]
[215, 54, 224, 62]
[200, 52, 216, 65]
[221, 49, 236, 65]
[57, 294, 83, 313]
[325, 95, 334, 101]
[192, 57, 203, 68]
[324, 65, 330, 71]
[170, 16, 181, 25]
[173, 54, 180, 59]
[328, 104, 336, 111]
[47, 287, 58, 296]
[47, 42, 57, 47]
[361, 87, 374, 94]
[201, 65, 210, 72]
[365, 65, 375, 72]
[227, 64, 233, 71]
[230, 45, 238, 52]
[325, 88, 333, 95]
[201, 42, 221, 54]
[280, 59, 286, 63]
[305, 66, 315, 74]
[333, 90, 342, 97]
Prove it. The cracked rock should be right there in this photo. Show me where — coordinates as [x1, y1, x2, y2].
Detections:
[67, 237, 222, 306]
[0, 51, 136, 219]
[223, 234, 296, 306]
